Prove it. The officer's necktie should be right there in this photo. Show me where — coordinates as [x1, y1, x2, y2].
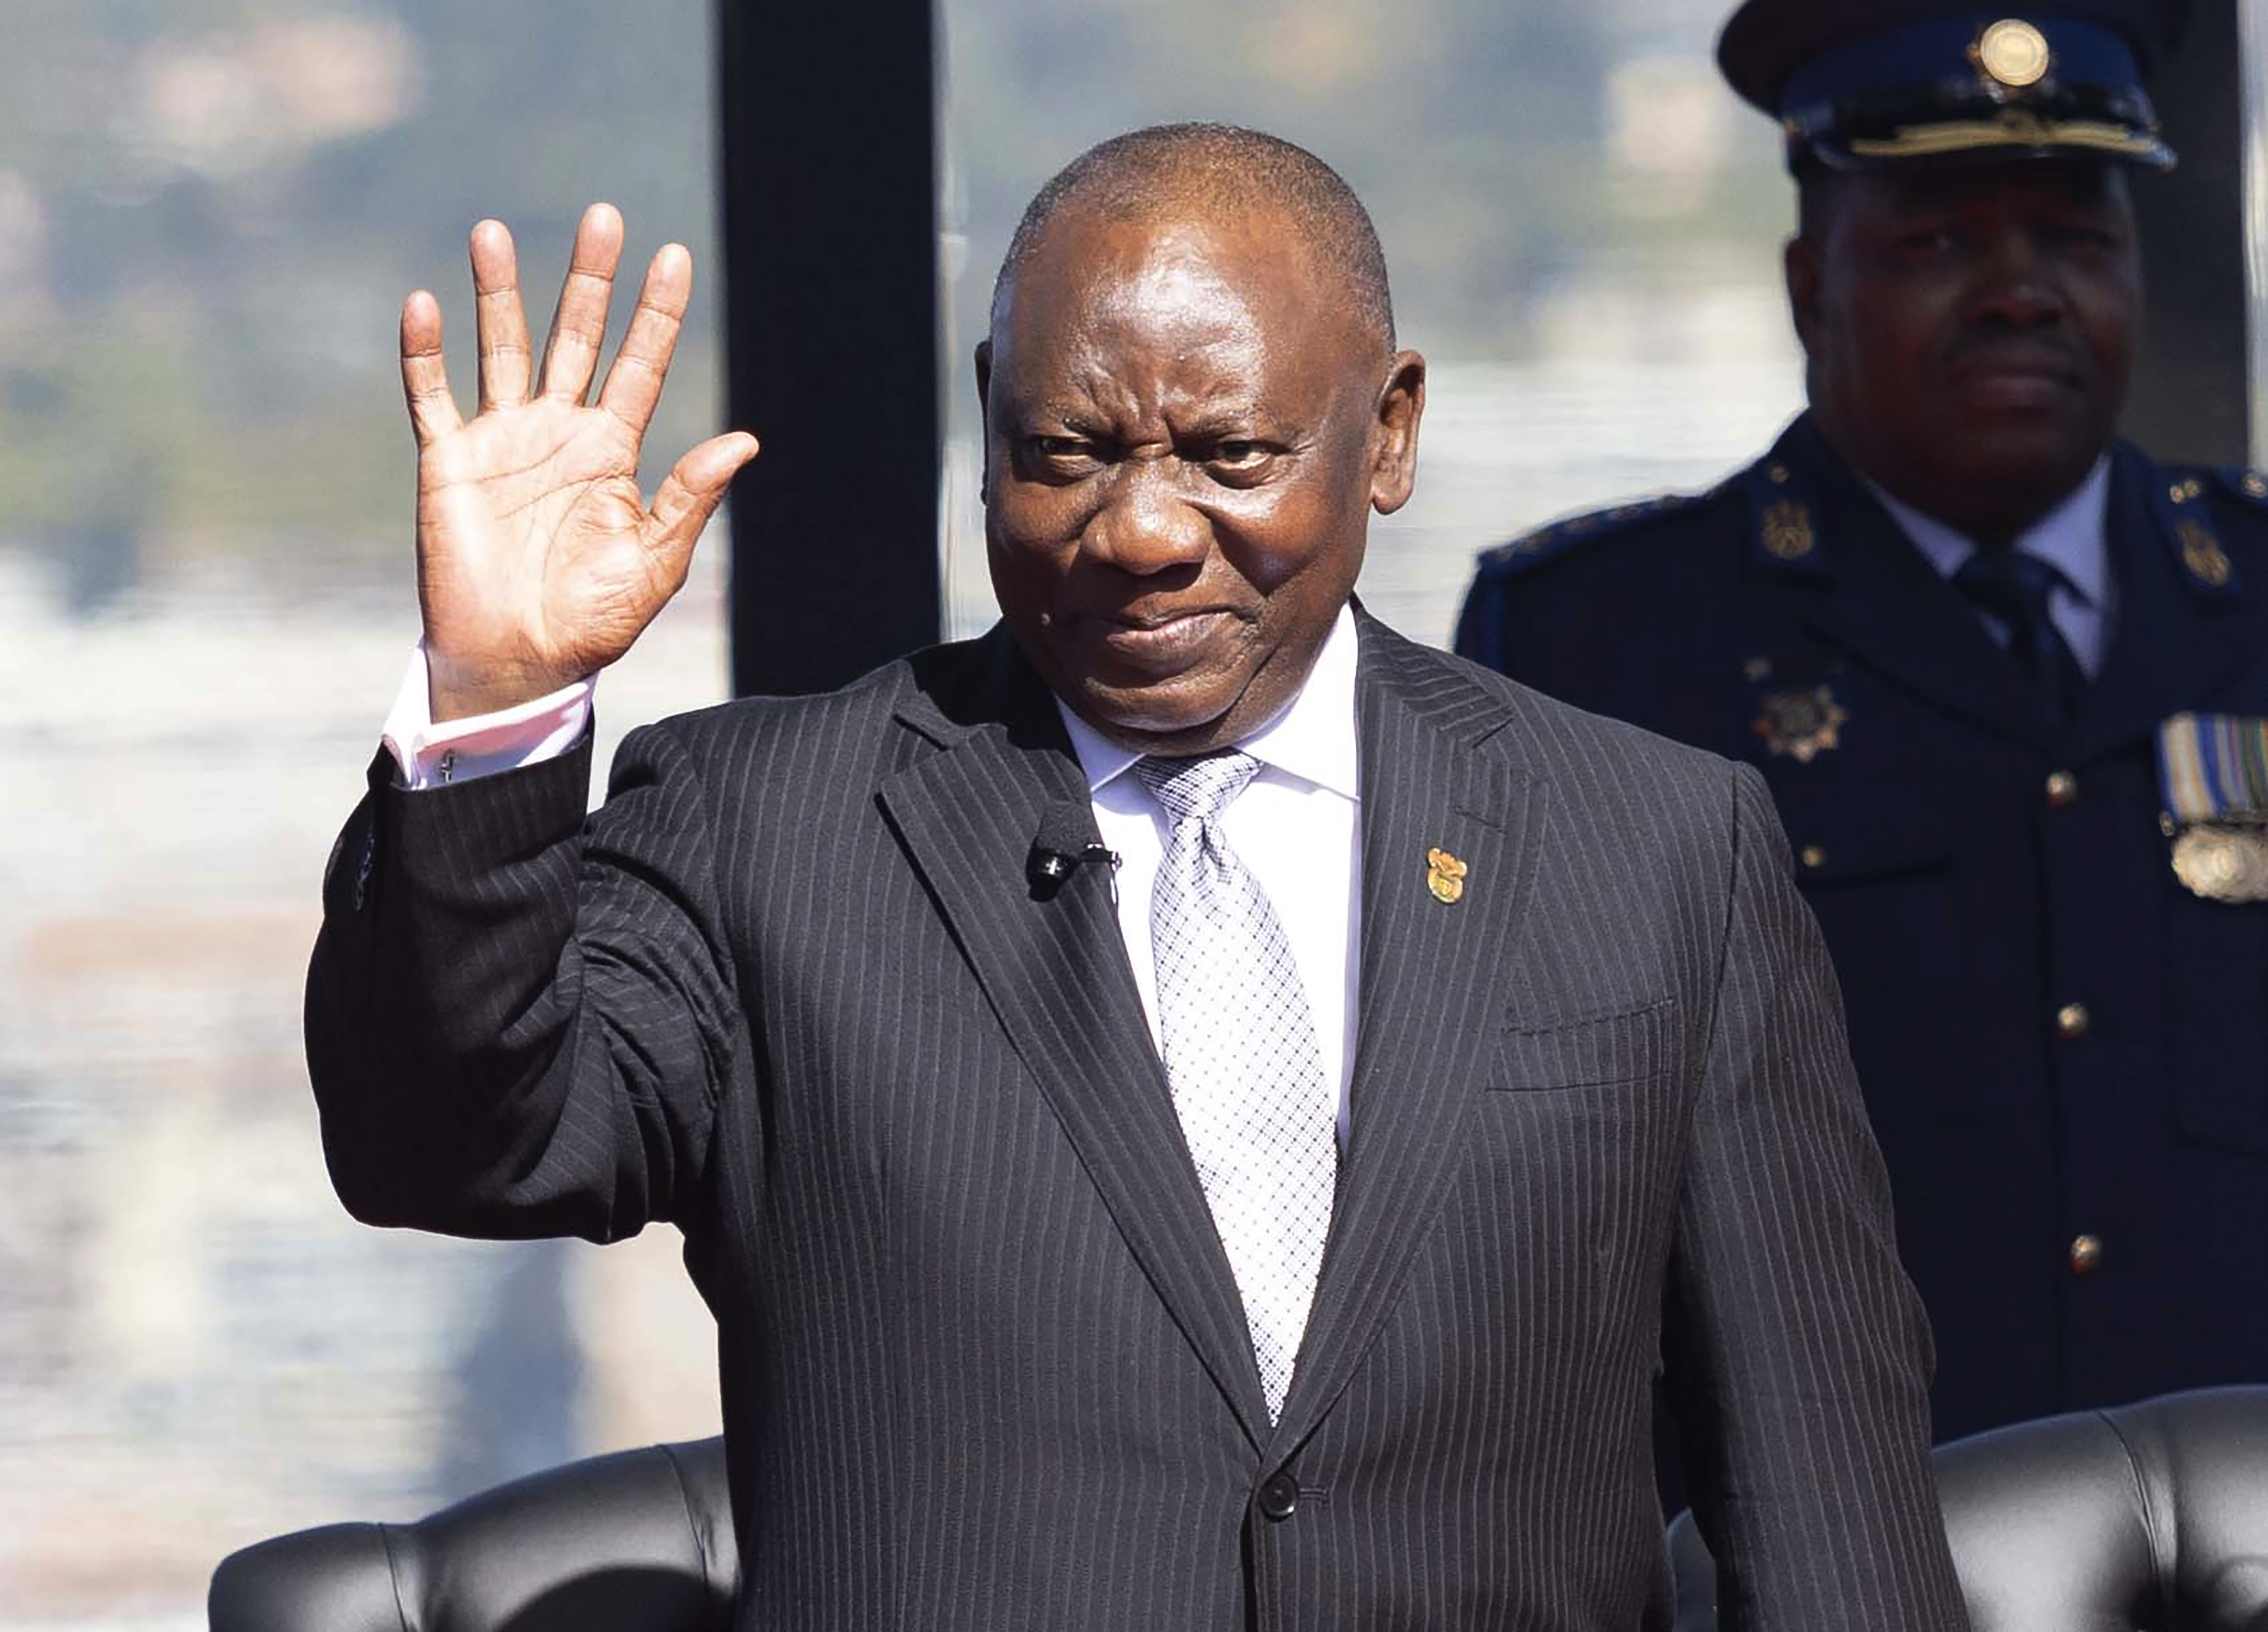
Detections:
[1952, 548, 2087, 730]
[1137, 750, 1335, 1423]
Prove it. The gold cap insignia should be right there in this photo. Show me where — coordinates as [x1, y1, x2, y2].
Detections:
[1975, 20, 2053, 89]
[1425, 847, 1469, 905]
[1753, 684, 1849, 764]
[1761, 500, 1816, 561]
[2178, 519, 2233, 587]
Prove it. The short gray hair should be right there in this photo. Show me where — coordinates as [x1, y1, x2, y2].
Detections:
[990, 122, 1396, 353]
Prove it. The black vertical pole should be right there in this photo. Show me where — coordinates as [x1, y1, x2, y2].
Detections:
[2123, 0, 2253, 466]
[716, 0, 942, 698]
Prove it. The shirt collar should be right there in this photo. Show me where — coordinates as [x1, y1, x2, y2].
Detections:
[1055, 602, 1362, 800]
[1868, 456, 2113, 606]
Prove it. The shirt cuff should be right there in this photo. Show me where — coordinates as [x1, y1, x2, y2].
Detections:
[379, 644, 595, 790]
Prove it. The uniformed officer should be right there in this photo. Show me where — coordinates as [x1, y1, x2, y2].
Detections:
[1456, 0, 2268, 1449]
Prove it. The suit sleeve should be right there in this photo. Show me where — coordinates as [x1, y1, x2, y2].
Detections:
[1663, 763, 1969, 1630]
[304, 720, 740, 1245]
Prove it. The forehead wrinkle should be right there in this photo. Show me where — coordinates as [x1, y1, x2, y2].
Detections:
[1079, 353, 1288, 439]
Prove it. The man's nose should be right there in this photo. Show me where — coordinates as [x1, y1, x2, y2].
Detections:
[1084, 461, 1210, 573]
[1966, 227, 2066, 327]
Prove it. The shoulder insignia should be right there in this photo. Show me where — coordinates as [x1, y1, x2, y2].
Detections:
[1475, 491, 1703, 575]
[2156, 464, 2245, 597]
[1742, 452, 1833, 579]
[2212, 466, 2268, 511]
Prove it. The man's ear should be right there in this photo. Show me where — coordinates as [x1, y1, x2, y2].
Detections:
[973, 340, 994, 505]
[1369, 350, 1427, 517]
[1785, 235, 1823, 359]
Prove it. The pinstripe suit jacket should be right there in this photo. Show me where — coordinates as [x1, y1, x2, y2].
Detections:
[306, 609, 1965, 1631]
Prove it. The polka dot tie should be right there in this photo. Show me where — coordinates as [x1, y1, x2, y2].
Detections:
[1137, 750, 1336, 1422]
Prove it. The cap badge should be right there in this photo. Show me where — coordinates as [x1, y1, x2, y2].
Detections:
[1974, 20, 2053, 90]
[1425, 847, 1469, 905]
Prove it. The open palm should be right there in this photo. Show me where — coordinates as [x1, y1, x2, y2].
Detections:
[403, 204, 758, 720]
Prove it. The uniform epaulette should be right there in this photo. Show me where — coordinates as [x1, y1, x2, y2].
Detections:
[2211, 466, 2268, 513]
[2150, 463, 2244, 597]
[1474, 492, 1703, 576]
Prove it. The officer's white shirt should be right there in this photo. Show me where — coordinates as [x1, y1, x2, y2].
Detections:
[1871, 454, 2115, 679]
[377, 603, 1365, 1139]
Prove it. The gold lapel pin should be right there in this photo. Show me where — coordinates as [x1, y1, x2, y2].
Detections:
[1426, 847, 1469, 905]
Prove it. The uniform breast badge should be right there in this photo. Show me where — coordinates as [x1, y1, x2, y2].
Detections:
[1753, 683, 1849, 764]
[2157, 713, 2268, 902]
[1425, 848, 1469, 905]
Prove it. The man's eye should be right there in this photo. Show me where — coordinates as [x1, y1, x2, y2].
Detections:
[1211, 440, 1268, 466]
[1034, 436, 1093, 460]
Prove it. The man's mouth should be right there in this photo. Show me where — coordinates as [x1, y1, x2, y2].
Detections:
[1947, 342, 2085, 410]
[1077, 607, 1237, 672]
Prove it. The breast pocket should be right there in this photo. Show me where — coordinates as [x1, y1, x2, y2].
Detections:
[1494, 997, 1681, 1091]
[1770, 773, 1964, 890]
[2165, 884, 2268, 1158]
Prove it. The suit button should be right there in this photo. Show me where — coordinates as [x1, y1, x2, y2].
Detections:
[2070, 1234, 2105, 1275]
[2056, 1003, 2091, 1041]
[1257, 1473, 1300, 1522]
[2045, 770, 2080, 808]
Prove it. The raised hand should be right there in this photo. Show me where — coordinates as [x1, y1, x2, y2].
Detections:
[401, 204, 759, 720]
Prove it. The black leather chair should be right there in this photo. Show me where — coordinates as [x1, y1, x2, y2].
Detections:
[207, 1438, 735, 1632]
[1671, 1387, 2268, 1630]
[213, 1389, 2268, 1631]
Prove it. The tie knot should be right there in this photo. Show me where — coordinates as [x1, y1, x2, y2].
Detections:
[1954, 547, 2068, 625]
[1137, 749, 1262, 826]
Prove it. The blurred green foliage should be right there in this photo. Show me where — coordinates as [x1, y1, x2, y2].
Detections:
[0, 0, 1788, 606]
[0, 0, 722, 601]
[939, 0, 1792, 359]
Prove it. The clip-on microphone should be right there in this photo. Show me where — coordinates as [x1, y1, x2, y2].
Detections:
[1028, 800, 1121, 896]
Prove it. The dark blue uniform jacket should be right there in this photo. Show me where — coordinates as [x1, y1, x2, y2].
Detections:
[1456, 411, 2268, 1445]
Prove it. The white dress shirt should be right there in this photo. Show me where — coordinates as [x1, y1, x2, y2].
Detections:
[1870, 456, 2116, 679]
[1055, 604, 1363, 1142]
[377, 605, 1367, 1136]
[381, 649, 595, 790]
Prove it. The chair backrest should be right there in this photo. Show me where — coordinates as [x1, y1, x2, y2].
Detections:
[1669, 1387, 2268, 1631]
[208, 1437, 736, 1632]
[216, 1387, 2268, 1629]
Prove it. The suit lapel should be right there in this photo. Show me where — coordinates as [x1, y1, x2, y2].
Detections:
[1269, 615, 1540, 1454]
[876, 632, 1274, 1445]
[1784, 428, 2048, 748]
[2062, 445, 2255, 766]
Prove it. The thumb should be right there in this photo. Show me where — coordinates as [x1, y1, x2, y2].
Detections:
[643, 431, 760, 582]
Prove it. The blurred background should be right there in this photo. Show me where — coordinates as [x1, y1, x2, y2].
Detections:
[0, 2, 2258, 1627]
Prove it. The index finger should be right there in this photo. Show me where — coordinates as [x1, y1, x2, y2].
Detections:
[595, 243, 692, 437]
